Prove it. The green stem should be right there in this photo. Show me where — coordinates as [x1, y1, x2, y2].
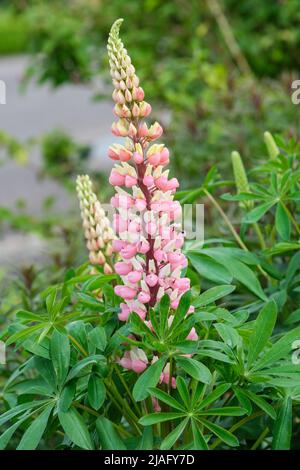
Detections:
[251, 426, 269, 450]
[68, 334, 88, 357]
[204, 189, 248, 251]
[107, 379, 142, 432]
[73, 401, 132, 438]
[209, 410, 264, 449]
[253, 222, 266, 250]
[114, 364, 141, 416]
[204, 189, 269, 279]
[282, 202, 300, 235]
[105, 385, 141, 435]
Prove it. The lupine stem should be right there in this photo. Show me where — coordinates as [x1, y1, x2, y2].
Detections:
[282, 202, 300, 235]
[250, 426, 269, 450]
[114, 364, 142, 416]
[204, 189, 269, 279]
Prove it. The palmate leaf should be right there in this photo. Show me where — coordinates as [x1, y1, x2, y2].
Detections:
[88, 376, 106, 410]
[88, 326, 107, 351]
[272, 396, 292, 450]
[0, 400, 50, 427]
[133, 357, 166, 402]
[0, 413, 30, 450]
[190, 249, 267, 300]
[17, 404, 54, 450]
[6, 323, 49, 346]
[188, 252, 233, 285]
[191, 419, 209, 450]
[139, 412, 185, 426]
[58, 381, 76, 412]
[241, 389, 276, 419]
[243, 200, 276, 224]
[158, 294, 170, 336]
[58, 407, 93, 450]
[50, 330, 70, 388]
[176, 357, 212, 384]
[196, 383, 231, 411]
[176, 376, 190, 409]
[148, 387, 186, 411]
[275, 203, 291, 240]
[198, 418, 239, 447]
[168, 291, 191, 334]
[193, 285, 235, 308]
[160, 418, 189, 450]
[252, 326, 300, 371]
[197, 407, 245, 417]
[138, 427, 153, 450]
[247, 300, 277, 369]
[96, 416, 126, 450]
[66, 355, 106, 382]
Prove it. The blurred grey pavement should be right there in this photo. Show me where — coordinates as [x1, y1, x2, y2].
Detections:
[0, 55, 114, 265]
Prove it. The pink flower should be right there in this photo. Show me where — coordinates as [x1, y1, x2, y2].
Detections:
[108, 19, 190, 377]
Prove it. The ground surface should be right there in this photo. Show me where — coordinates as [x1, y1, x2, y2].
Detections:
[0, 55, 113, 265]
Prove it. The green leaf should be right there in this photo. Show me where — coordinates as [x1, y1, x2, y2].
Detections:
[46, 289, 57, 315]
[0, 400, 50, 427]
[197, 383, 231, 410]
[133, 357, 166, 402]
[275, 203, 290, 240]
[191, 419, 209, 450]
[233, 387, 252, 415]
[148, 387, 185, 411]
[17, 404, 53, 450]
[58, 381, 76, 412]
[214, 323, 240, 348]
[96, 416, 126, 450]
[272, 396, 292, 450]
[0, 414, 29, 450]
[139, 412, 185, 426]
[158, 294, 170, 336]
[188, 252, 233, 284]
[138, 427, 153, 450]
[193, 285, 235, 308]
[199, 418, 239, 447]
[50, 330, 70, 387]
[247, 300, 277, 368]
[253, 327, 300, 371]
[34, 357, 57, 391]
[160, 418, 189, 450]
[88, 326, 107, 351]
[6, 323, 48, 346]
[169, 291, 191, 334]
[66, 355, 105, 382]
[176, 376, 190, 409]
[197, 407, 245, 416]
[244, 200, 276, 224]
[82, 274, 117, 292]
[241, 390, 276, 419]
[58, 407, 93, 450]
[88, 376, 106, 410]
[176, 357, 212, 384]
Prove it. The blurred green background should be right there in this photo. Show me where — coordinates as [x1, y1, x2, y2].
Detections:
[0, 0, 300, 315]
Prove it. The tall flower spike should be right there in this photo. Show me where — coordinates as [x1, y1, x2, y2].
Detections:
[107, 19, 190, 322]
[76, 175, 114, 274]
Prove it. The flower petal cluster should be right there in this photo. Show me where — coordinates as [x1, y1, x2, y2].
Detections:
[76, 175, 114, 273]
[107, 19, 190, 323]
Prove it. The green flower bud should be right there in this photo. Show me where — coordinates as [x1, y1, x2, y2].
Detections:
[231, 151, 253, 209]
[264, 131, 279, 159]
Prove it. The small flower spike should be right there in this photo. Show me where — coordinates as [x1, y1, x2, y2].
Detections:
[76, 175, 114, 274]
